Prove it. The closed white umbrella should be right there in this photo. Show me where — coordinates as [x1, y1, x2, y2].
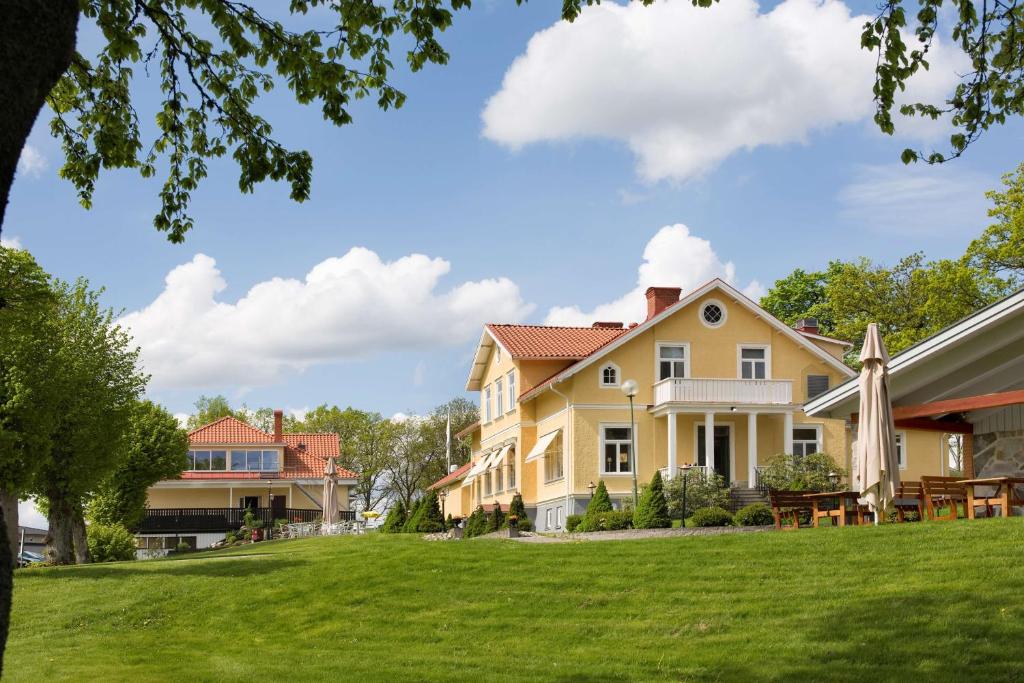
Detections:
[321, 456, 338, 533]
[855, 323, 900, 524]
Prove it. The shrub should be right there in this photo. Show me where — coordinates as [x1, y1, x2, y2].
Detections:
[577, 510, 633, 532]
[380, 500, 407, 533]
[87, 523, 137, 563]
[688, 506, 734, 528]
[633, 471, 672, 529]
[759, 452, 845, 491]
[664, 469, 730, 520]
[416, 490, 446, 533]
[464, 505, 488, 538]
[486, 503, 505, 533]
[734, 503, 774, 526]
[402, 497, 426, 533]
[507, 493, 533, 531]
[565, 514, 583, 533]
[586, 480, 613, 516]
[445, 513, 454, 531]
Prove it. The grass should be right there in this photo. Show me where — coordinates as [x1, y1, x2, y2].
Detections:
[9, 520, 1024, 682]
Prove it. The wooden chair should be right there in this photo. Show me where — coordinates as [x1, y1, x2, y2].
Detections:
[769, 490, 819, 530]
[920, 476, 969, 521]
[893, 481, 924, 522]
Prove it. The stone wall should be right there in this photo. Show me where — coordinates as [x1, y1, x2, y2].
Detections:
[973, 430, 1024, 477]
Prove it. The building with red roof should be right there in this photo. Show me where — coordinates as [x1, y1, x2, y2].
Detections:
[138, 410, 357, 554]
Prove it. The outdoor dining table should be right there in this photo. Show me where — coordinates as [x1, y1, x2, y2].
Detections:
[959, 477, 1024, 519]
[802, 491, 868, 527]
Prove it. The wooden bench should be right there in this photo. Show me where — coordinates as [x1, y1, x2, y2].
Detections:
[893, 481, 924, 522]
[769, 490, 819, 530]
[920, 476, 969, 521]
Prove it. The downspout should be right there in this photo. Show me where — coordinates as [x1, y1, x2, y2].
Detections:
[550, 380, 573, 523]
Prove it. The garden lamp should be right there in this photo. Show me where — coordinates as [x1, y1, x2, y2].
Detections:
[828, 471, 840, 491]
[588, 481, 596, 498]
[621, 379, 639, 507]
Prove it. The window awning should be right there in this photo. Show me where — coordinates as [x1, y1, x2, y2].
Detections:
[489, 444, 511, 471]
[462, 453, 491, 485]
[525, 429, 561, 463]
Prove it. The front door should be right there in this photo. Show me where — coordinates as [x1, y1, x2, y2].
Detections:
[696, 425, 731, 483]
[270, 493, 286, 519]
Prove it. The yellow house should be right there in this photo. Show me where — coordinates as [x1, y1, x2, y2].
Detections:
[431, 279, 955, 530]
[137, 411, 357, 554]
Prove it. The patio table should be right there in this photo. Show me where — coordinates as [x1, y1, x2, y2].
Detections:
[802, 491, 868, 527]
[959, 477, 1024, 519]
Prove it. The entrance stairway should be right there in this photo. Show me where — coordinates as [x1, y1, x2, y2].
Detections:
[729, 487, 769, 512]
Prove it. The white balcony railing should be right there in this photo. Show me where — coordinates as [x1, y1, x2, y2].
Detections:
[653, 377, 792, 406]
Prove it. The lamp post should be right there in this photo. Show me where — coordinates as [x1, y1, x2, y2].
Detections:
[587, 481, 596, 499]
[267, 482, 274, 540]
[827, 471, 840, 492]
[621, 379, 639, 508]
[679, 463, 693, 522]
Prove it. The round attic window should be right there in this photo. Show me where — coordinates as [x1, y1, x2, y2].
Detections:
[700, 301, 726, 328]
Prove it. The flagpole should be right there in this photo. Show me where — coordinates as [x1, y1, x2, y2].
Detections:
[446, 410, 452, 472]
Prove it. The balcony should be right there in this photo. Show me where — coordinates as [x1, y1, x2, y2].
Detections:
[653, 377, 792, 406]
[138, 507, 356, 533]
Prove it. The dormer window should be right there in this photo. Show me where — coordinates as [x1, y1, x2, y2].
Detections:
[599, 363, 620, 387]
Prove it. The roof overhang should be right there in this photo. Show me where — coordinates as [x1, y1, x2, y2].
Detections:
[805, 287, 1024, 421]
[519, 278, 855, 403]
[465, 328, 510, 391]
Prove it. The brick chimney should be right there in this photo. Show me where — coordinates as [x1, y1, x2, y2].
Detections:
[592, 321, 624, 329]
[273, 409, 283, 441]
[645, 287, 681, 320]
[793, 318, 819, 335]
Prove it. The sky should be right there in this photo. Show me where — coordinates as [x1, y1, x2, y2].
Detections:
[5, 0, 1023, 439]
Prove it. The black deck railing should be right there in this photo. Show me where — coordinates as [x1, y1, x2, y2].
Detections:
[138, 507, 356, 533]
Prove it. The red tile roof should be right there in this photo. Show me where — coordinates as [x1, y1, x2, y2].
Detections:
[183, 417, 356, 480]
[487, 323, 627, 359]
[427, 461, 472, 490]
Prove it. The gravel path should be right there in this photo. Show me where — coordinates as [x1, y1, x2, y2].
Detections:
[509, 525, 773, 543]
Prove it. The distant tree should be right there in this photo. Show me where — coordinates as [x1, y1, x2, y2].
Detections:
[88, 400, 189, 528]
[965, 162, 1024, 288]
[380, 500, 406, 534]
[34, 278, 146, 565]
[186, 395, 236, 430]
[586, 480, 613, 516]
[759, 269, 828, 328]
[416, 490, 445, 533]
[633, 471, 671, 529]
[85, 523, 136, 563]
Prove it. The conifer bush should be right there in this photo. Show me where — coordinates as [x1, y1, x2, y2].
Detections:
[633, 471, 671, 529]
[507, 492, 532, 531]
[380, 500, 407, 533]
[416, 490, 446, 533]
[464, 505, 488, 538]
[586, 480, 613, 516]
[402, 497, 425, 533]
[486, 503, 505, 533]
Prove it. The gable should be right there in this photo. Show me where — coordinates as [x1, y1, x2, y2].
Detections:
[188, 416, 276, 444]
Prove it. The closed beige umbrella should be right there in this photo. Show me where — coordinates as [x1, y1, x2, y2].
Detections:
[321, 456, 338, 533]
[855, 323, 900, 523]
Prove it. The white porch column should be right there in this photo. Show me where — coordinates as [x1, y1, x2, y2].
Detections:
[783, 411, 794, 454]
[747, 412, 758, 486]
[229, 486, 233, 507]
[667, 411, 678, 478]
[704, 411, 716, 474]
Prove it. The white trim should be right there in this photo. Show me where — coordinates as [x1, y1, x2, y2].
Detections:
[598, 422, 637, 476]
[798, 330, 853, 349]
[655, 341, 691, 381]
[521, 279, 855, 403]
[693, 419, 735, 483]
[805, 287, 1024, 415]
[895, 431, 907, 470]
[737, 343, 771, 380]
[506, 370, 516, 412]
[699, 298, 728, 329]
[598, 362, 622, 388]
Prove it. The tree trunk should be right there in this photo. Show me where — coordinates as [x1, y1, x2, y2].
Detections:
[44, 493, 75, 565]
[0, 501, 11, 678]
[0, 490, 17, 568]
[0, 0, 80, 238]
[72, 505, 89, 564]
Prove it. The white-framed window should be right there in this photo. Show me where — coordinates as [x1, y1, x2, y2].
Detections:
[738, 345, 770, 380]
[895, 432, 906, 469]
[600, 424, 634, 474]
[507, 371, 516, 412]
[792, 425, 823, 457]
[484, 385, 492, 422]
[557, 507, 564, 529]
[484, 470, 493, 496]
[545, 508, 554, 530]
[544, 434, 564, 483]
[599, 362, 620, 387]
[495, 378, 504, 418]
[495, 463, 504, 492]
[807, 374, 830, 399]
[699, 299, 727, 328]
[656, 342, 689, 381]
[188, 449, 278, 472]
[508, 454, 516, 489]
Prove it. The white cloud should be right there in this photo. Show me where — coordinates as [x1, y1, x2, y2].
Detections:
[0, 235, 22, 250]
[482, 0, 964, 182]
[174, 413, 190, 428]
[16, 144, 47, 179]
[18, 499, 47, 530]
[544, 223, 761, 326]
[120, 249, 533, 390]
[837, 163, 992, 236]
[287, 407, 309, 422]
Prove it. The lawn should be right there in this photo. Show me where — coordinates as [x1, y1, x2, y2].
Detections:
[8, 520, 1024, 682]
